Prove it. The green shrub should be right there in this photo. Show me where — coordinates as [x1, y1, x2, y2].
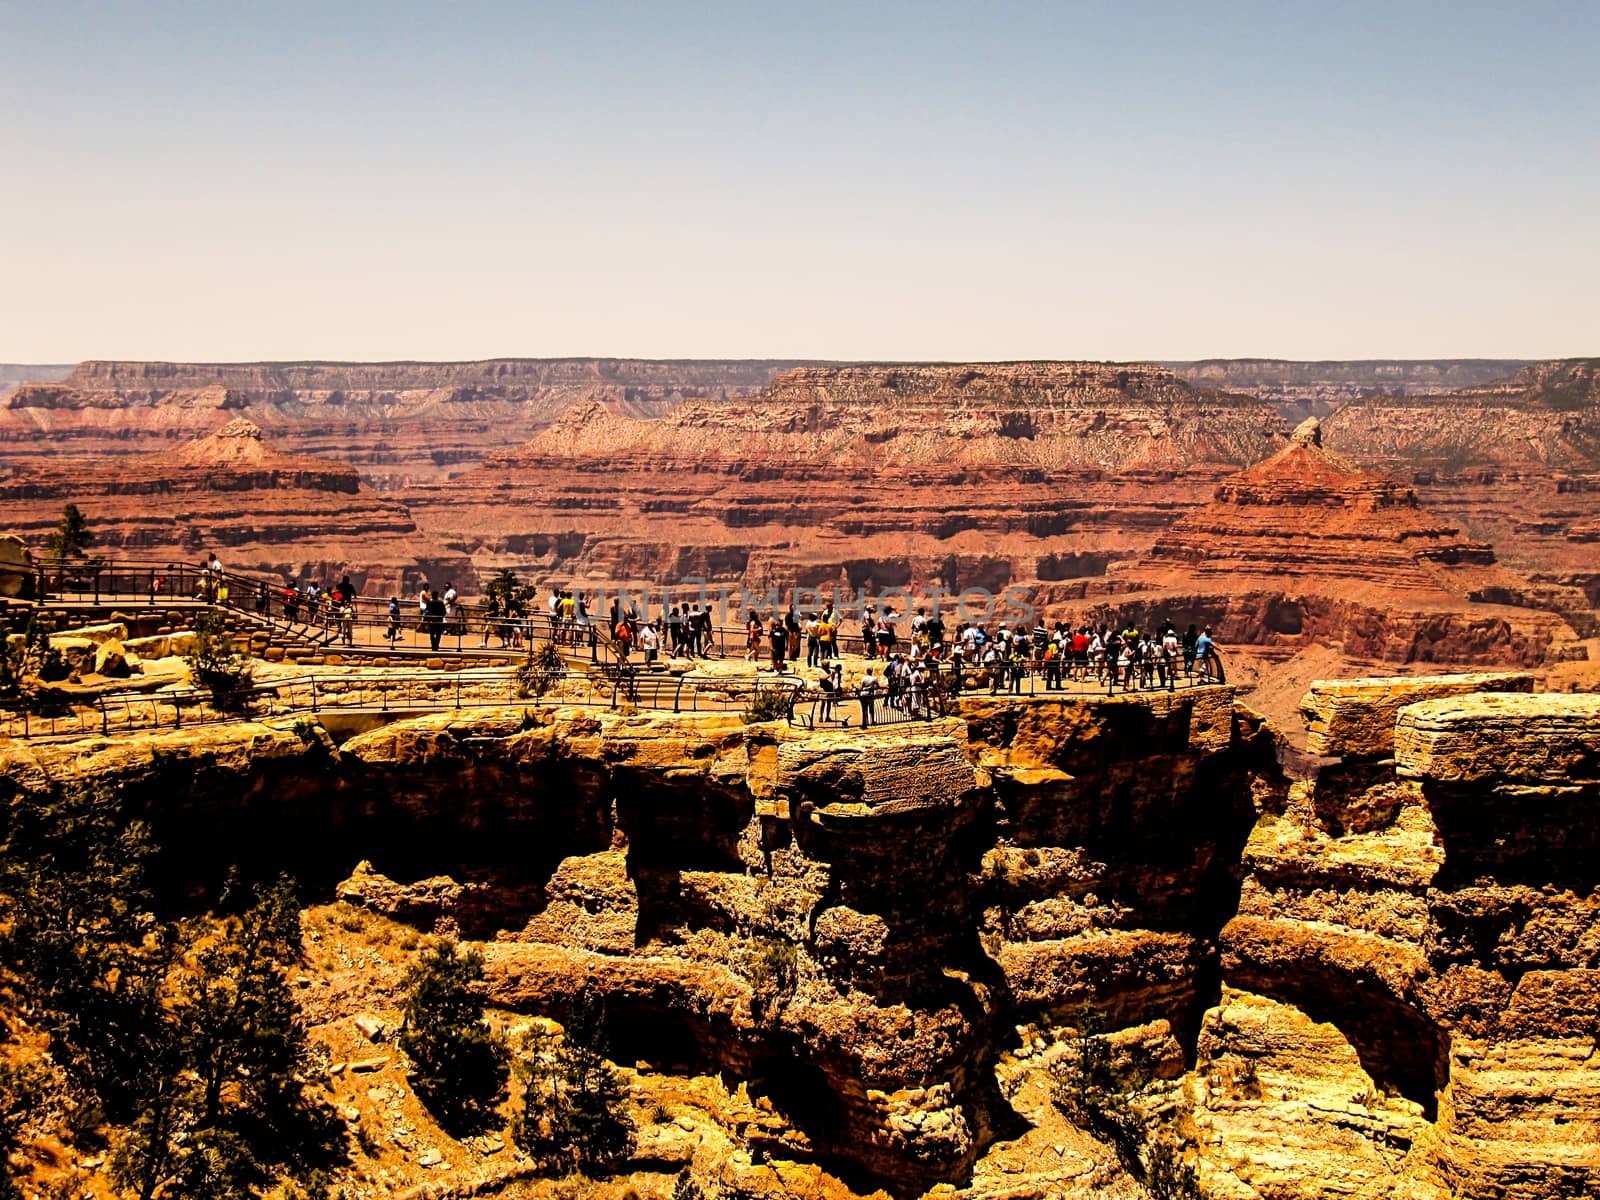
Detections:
[187, 611, 254, 710]
[516, 642, 567, 699]
[397, 942, 508, 1136]
[740, 936, 798, 1017]
[741, 684, 792, 724]
[1049, 1007, 1152, 1175]
[1145, 1133, 1205, 1200]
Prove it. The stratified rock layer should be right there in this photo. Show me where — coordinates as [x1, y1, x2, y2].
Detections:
[0, 419, 469, 593]
[403, 361, 1287, 605]
[0, 358, 800, 486]
[1206, 675, 1600, 1199]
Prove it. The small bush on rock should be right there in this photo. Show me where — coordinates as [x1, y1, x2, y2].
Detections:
[516, 643, 567, 699]
[187, 611, 254, 710]
[741, 684, 792, 724]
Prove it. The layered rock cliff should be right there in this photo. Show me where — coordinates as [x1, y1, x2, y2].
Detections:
[403, 361, 1287, 605]
[1205, 673, 1600, 1198]
[0, 358, 802, 486]
[2, 670, 1598, 1197]
[0, 419, 469, 593]
[1108, 420, 1589, 665]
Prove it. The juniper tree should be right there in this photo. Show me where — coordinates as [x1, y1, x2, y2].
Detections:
[397, 942, 508, 1135]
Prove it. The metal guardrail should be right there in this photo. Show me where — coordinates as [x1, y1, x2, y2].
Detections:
[0, 665, 813, 742]
[23, 559, 628, 666]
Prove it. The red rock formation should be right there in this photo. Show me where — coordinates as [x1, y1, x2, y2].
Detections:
[0, 358, 803, 486]
[403, 361, 1287, 604]
[1108, 419, 1586, 665]
[0, 419, 468, 594]
[1322, 358, 1600, 621]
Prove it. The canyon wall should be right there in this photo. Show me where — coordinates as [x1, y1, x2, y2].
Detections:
[4, 356, 1596, 677]
[1167, 359, 1531, 421]
[402, 360, 1288, 611]
[0, 418, 469, 594]
[2, 675, 1596, 1196]
[1323, 358, 1600, 620]
[0, 358, 804, 486]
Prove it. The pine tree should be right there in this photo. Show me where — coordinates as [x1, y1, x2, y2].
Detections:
[0, 788, 340, 1196]
[485, 568, 531, 610]
[397, 942, 508, 1135]
[513, 987, 634, 1174]
[44, 503, 94, 565]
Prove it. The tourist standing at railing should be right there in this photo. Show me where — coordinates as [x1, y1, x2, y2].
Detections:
[768, 615, 787, 673]
[640, 620, 659, 666]
[480, 593, 499, 647]
[386, 597, 402, 643]
[417, 582, 431, 631]
[424, 589, 447, 651]
[858, 669, 878, 727]
[1182, 625, 1199, 675]
[745, 614, 761, 662]
[861, 608, 877, 660]
[1194, 628, 1216, 676]
[1043, 638, 1063, 690]
[785, 605, 801, 661]
[817, 662, 839, 723]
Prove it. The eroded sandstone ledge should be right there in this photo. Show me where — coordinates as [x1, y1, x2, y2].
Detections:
[1, 676, 1596, 1197]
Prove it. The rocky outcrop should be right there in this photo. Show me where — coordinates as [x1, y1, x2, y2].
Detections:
[1205, 674, 1600, 1198]
[0, 358, 802, 486]
[0, 420, 470, 594]
[0, 684, 1275, 1192]
[1300, 671, 1535, 758]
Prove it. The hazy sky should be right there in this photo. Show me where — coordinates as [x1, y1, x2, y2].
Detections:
[2, 1, 1596, 363]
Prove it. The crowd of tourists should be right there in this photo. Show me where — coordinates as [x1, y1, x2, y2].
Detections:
[190, 557, 1222, 701]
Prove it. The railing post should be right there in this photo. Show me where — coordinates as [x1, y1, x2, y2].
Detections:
[93, 570, 100, 605]
[100, 697, 108, 735]
[311, 681, 319, 713]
